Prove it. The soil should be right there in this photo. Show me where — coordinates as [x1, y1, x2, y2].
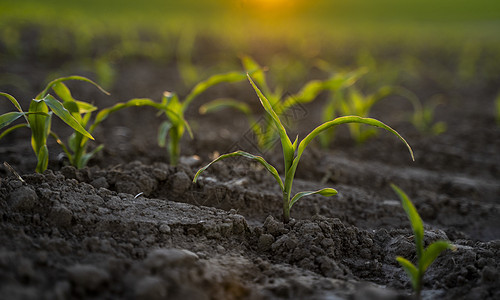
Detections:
[1, 29, 499, 299]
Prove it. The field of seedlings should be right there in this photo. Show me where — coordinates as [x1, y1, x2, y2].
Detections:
[1, 1, 500, 299]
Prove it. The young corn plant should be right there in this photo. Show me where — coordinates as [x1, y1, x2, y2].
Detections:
[200, 56, 348, 151]
[393, 87, 446, 136]
[0, 76, 104, 172]
[391, 184, 455, 300]
[317, 67, 367, 148]
[325, 84, 393, 145]
[49, 91, 187, 169]
[193, 74, 414, 223]
[156, 71, 246, 165]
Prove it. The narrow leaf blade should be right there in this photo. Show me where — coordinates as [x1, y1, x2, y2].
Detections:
[0, 92, 24, 113]
[42, 95, 94, 140]
[396, 256, 419, 291]
[35, 145, 49, 173]
[193, 150, 284, 192]
[420, 240, 454, 273]
[289, 188, 338, 209]
[199, 99, 252, 115]
[298, 116, 414, 162]
[157, 121, 172, 147]
[391, 184, 424, 259]
[0, 112, 25, 129]
[38, 75, 109, 99]
[183, 71, 246, 109]
[247, 74, 293, 165]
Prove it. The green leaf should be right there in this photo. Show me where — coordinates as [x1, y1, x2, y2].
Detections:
[28, 99, 50, 155]
[0, 92, 24, 113]
[193, 150, 284, 192]
[241, 55, 269, 95]
[289, 188, 338, 209]
[0, 123, 29, 140]
[157, 121, 172, 148]
[183, 71, 247, 110]
[80, 144, 104, 168]
[199, 99, 252, 115]
[52, 82, 75, 103]
[42, 95, 94, 140]
[391, 184, 424, 259]
[75, 101, 97, 114]
[93, 98, 161, 126]
[396, 256, 420, 292]
[247, 74, 294, 167]
[35, 145, 49, 173]
[298, 116, 414, 163]
[63, 100, 80, 115]
[420, 240, 454, 273]
[0, 112, 25, 129]
[37, 75, 109, 100]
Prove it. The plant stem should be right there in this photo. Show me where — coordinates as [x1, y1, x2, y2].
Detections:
[283, 190, 290, 223]
[168, 128, 180, 165]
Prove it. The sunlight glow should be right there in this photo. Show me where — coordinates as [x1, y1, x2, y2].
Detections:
[239, 0, 308, 17]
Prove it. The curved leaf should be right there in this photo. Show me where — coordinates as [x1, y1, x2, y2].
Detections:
[396, 256, 419, 292]
[199, 98, 252, 115]
[0, 92, 23, 113]
[93, 98, 161, 126]
[391, 183, 424, 259]
[52, 82, 75, 103]
[0, 123, 29, 140]
[247, 74, 294, 167]
[42, 95, 94, 140]
[193, 150, 284, 192]
[420, 240, 454, 273]
[289, 188, 337, 209]
[299, 116, 414, 162]
[0, 92, 28, 124]
[0, 112, 25, 129]
[183, 71, 246, 110]
[37, 75, 109, 99]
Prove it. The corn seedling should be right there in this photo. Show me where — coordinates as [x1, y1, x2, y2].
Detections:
[0, 76, 104, 172]
[391, 184, 455, 300]
[157, 71, 246, 165]
[393, 87, 446, 136]
[194, 74, 414, 223]
[324, 83, 393, 145]
[50, 94, 188, 169]
[200, 56, 355, 151]
[316, 67, 367, 148]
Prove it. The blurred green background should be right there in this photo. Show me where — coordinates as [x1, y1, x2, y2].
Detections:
[2, 0, 500, 40]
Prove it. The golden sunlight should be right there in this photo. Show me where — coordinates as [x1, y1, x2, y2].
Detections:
[238, 0, 308, 17]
